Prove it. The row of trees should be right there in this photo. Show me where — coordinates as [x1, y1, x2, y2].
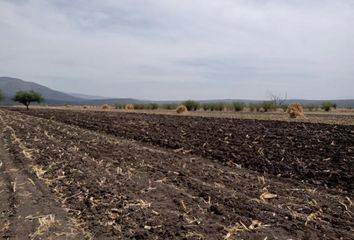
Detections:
[114, 100, 339, 112]
[177, 100, 339, 112]
[0, 90, 43, 110]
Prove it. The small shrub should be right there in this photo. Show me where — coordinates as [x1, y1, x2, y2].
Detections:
[0, 89, 4, 102]
[202, 102, 225, 111]
[176, 105, 188, 114]
[305, 104, 318, 111]
[321, 101, 336, 112]
[248, 103, 262, 112]
[279, 104, 288, 112]
[261, 101, 277, 112]
[114, 104, 125, 109]
[148, 103, 159, 110]
[232, 102, 245, 112]
[182, 100, 200, 111]
[134, 104, 144, 110]
[161, 103, 178, 110]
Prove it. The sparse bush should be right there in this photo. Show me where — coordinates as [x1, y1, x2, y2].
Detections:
[12, 90, 43, 110]
[202, 102, 225, 111]
[321, 101, 336, 112]
[248, 103, 262, 112]
[161, 103, 178, 110]
[182, 100, 200, 111]
[279, 104, 288, 112]
[131, 103, 159, 110]
[0, 89, 4, 102]
[134, 104, 145, 110]
[232, 102, 245, 112]
[148, 103, 159, 110]
[261, 101, 277, 112]
[114, 104, 125, 109]
[305, 104, 318, 111]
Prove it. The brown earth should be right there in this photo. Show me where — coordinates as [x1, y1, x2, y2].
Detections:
[12, 108, 354, 193]
[0, 108, 353, 239]
[0, 115, 86, 239]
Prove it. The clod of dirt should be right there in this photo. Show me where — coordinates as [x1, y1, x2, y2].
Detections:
[287, 103, 305, 118]
[209, 205, 223, 215]
[176, 105, 188, 114]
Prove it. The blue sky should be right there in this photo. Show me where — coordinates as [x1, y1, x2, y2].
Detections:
[0, 0, 353, 100]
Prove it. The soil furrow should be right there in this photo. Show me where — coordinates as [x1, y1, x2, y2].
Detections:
[0, 109, 353, 239]
[12, 108, 354, 192]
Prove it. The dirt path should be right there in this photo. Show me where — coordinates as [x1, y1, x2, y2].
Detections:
[0, 116, 86, 239]
[0, 109, 353, 239]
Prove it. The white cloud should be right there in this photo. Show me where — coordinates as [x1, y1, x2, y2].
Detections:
[0, 0, 353, 100]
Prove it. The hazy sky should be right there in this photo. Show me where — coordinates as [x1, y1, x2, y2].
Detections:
[1, 0, 354, 100]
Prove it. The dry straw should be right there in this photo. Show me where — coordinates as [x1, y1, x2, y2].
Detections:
[176, 105, 188, 114]
[287, 102, 305, 118]
[125, 104, 134, 110]
[101, 104, 110, 110]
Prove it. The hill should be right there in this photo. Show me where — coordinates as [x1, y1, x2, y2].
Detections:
[0, 77, 83, 104]
[0, 77, 353, 107]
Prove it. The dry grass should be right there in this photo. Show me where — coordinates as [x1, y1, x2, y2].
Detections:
[101, 104, 110, 110]
[224, 220, 270, 239]
[260, 192, 277, 202]
[28, 214, 56, 240]
[125, 104, 134, 110]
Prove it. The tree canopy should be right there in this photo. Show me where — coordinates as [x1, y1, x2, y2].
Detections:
[12, 90, 44, 110]
[0, 89, 3, 102]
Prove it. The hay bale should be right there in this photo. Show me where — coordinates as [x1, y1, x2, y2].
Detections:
[287, 103, 304, 118]
[176, 105, 188, 114]
[102, 104, 110, 110]
[125, 104, 134, 110]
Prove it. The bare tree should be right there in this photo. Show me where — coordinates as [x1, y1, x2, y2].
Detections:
[269, 92, 287, 106]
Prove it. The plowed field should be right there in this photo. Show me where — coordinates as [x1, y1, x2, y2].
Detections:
[1, 108, 353, 239]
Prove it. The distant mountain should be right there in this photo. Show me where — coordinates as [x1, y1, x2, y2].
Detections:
[0, 76, 353, 107]
[0, 77, 83, 104]
[68, 93, 108, 100]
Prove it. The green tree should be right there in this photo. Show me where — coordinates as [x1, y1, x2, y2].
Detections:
[181, 100, 200, 111]
[321, 101, 336, 112]
[0, 89, 3, 102]
[12, 90, 44, 110]
[232, 102, 245, 112]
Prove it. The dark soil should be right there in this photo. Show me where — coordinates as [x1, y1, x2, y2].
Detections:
[13, 108, 354, 193]
[0, 117, 86, 239]
[1, 109, 354, 239]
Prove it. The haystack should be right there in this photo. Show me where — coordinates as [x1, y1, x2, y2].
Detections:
[125, 104, 134, 110]
[176, 105, 188, 114]
[102, 104, 110, 110]
[287, 103, 304, 118]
